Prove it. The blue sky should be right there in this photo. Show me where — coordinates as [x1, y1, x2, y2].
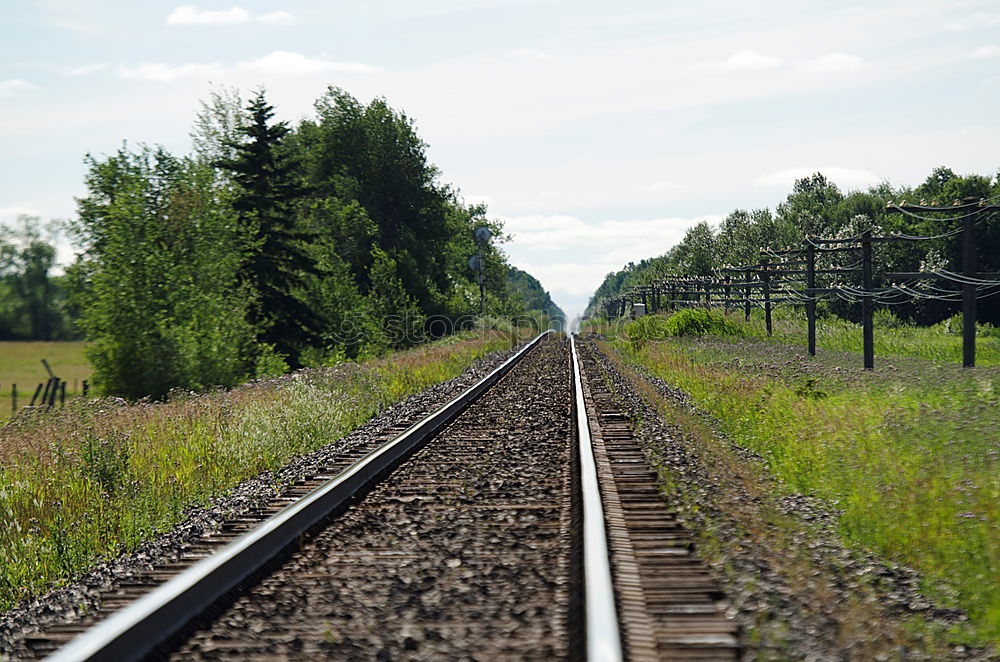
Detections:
[2, 1, 999, 319]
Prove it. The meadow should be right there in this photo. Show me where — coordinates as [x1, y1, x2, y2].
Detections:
[0, 342, 91, 418]
[600, 310, 1000, 645]
[0, 330, 518, 611]
[588, 305, 1000, 368]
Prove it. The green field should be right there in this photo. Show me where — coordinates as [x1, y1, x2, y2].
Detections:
[600, 310, 1000, 646]
[0, 342, 91, 417]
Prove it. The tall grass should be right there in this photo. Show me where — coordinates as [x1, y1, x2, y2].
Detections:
[0, 331, 513, 611]
[607, 333, 1000, 645]
[595, 307, 1000, 366]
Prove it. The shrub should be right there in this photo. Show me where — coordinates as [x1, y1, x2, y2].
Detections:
[872, 308, 908, 329]
[623, 309, 746, 349]
[662, 309, 747, 338]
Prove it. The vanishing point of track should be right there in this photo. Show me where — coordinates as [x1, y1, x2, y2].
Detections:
[36, 333, 737, 661]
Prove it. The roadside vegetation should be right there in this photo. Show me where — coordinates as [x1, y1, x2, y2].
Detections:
[597, 307, 1000, 367]
[595, 309, 1000, 645]
[5, 86, 561, 401]
[0, 330, 517, 611]
[586, 166, 1000, 331]
[0, 217, 80, 344]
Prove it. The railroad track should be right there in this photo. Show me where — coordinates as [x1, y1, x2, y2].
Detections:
[22, 333, 736, 661]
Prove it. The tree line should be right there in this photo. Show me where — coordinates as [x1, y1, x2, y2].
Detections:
[0, 217, 78, 341]
[68, 86, 561, 399]
[586, 167, 1000, 326]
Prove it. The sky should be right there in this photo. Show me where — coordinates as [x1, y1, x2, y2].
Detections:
[1, 1, 999, 320]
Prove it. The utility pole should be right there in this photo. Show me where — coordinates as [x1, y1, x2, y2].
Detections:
[962, 207, 978, 367]
[886, 199, 1000, 368]
[761, 259, 772, 337]
[861, 229, 874, 370]
[806, 242, 816, 356]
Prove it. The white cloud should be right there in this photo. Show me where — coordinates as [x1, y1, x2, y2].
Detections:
[509, 48, 552, 60]
[945, 12, 1000, 31]
[0, 80, 38, 97]
[636, 181, 681, 194]
[502, 214, 714, 263]
[237, 51, 379, 75]
[118, 61, 222, 82]
[118, 51, 378, 81]
[797, 52, 864, 73]
[166, 5, 294, 26]
[60, 63, 107, 76]
[511, 261, 620, 298]
[257, 11, 294, 25]
[465, 193, 498, 208]
[503, 213, 722, 316]
[755, 166, 880, 190]
[971, 45, 1000, 59]
[719, 50, 783, 71]
[0, 205, 44, 219]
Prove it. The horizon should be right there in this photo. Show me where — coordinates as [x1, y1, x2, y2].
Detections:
[3, 1, 999, 318]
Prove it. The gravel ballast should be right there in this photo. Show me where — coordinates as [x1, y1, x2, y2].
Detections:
[0, 341, 524, 657]
[580, 336, 995, 662]
[171, 334, 575, 659]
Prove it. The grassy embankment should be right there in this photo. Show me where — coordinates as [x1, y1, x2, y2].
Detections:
[0, 342, 91, 418]
[598, 309, 999, 645]
[0, 330, 523, 612]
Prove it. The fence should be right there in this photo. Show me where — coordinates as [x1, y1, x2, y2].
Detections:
[595, 198, 1000, 369]
[3, 375, 90, 418]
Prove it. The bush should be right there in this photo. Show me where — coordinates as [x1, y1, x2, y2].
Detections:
[662, 309, 747, 337]
[74, 147, 258, 399]
[872, 308, 908, 329]
[624, 309, 746, 348]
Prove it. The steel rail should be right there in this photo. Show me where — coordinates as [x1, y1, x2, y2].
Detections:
[48, 330, 552, 662]
[570, 335, 624, 662]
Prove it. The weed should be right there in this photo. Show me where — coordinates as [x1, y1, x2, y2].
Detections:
[607, 334, 1000, 645]
[0, 332, 512, 612]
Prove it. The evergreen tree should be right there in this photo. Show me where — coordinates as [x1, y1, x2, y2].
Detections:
[218, 90, 320, 366]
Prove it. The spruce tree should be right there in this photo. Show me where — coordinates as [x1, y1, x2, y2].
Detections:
[218, 90, 320, 366]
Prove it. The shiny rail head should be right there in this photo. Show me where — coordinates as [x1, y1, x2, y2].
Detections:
[570, 334, 624, 662]
[46, 331, 552, 662]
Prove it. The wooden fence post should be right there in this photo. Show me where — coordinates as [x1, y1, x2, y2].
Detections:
[30, 382, 43, 407]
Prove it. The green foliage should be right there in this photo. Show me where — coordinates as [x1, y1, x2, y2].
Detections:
[730, 308, 1000, 366]
[872, 308, 908, 329]
[624, 310, 748, 349]
[80, 431, 132, 496]
[660, 309, 747, 337]
[67, 86, 555, 398]
[0, 334, 508, 611]
[609, 336, 1000, 644]
[0, 216, 79, 340]
[72, 145, 259, 399]
[586, 166, 1000, 330]
[506, 266, 565, 321]
[217, 90, 321, 367]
